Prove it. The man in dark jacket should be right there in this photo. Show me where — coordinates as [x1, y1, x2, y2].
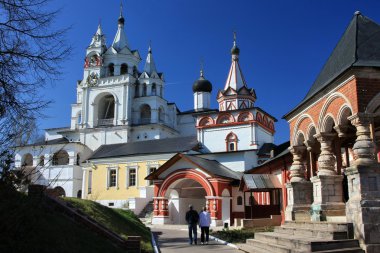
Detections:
[185, 205, 199, 245]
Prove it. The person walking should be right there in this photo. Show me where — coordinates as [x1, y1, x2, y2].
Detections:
[199, 206, 211, 244]
[185, 205, 199, 245]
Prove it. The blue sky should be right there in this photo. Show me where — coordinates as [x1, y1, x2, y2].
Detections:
[40, 0, 380, 144]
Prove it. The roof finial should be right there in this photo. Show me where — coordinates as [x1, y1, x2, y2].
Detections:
[148, 40, 152, 53]
[120, 1, 123, 17]
[200, 58, 204, 78]
[118, 1, 125, 25]
[233, 31, 237, 47]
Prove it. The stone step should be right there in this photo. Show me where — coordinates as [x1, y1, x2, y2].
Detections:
[246, 239, 291, 253]
[237, 243, 272, 253]
[316, 248, 364, 253]
[284, 221, 352, 233]
[274, 226, 349, 240]
[254, 232, 359, 252]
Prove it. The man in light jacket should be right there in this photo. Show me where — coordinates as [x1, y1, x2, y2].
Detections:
[199, 206, 211, 244]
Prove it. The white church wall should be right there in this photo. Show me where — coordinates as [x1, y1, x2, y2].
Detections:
[177, 114, 196, 136]
[199, 151, 256, 172]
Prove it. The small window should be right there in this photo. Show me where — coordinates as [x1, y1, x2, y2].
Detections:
[120, 63, 128, 75]
[237, 196, 243, 205]
[229, 143, 235, 151]
[135, 83, 139, 97]
[108, 63, 114, 76]
[152, 83, 156, 96]
[109, 169, 117, 187]
[142, 84, 147, 96]
[129, 168, 136, 187]
[108, 202, 114, 207]
[226, 132, 238, 152]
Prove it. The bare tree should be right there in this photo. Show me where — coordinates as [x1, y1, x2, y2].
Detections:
[0, 0, 71, 150]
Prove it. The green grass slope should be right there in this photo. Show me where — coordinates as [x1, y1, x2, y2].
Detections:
[64, 198, 153, 253]
[0, 187, 126, 253]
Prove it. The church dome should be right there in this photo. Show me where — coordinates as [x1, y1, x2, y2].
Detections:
[193, 73, 212, 93]
[231, 45, 240, 55]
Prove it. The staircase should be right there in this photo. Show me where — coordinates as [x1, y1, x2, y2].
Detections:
[138, 200, 154, 224]
[238, 221, 364, 253]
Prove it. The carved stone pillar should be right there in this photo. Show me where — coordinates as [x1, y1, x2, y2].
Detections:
[311, 132, 345, 221]
[285, 145, 313, 221]
[345, 113, 380, 253]
[289, 146, 307, 182]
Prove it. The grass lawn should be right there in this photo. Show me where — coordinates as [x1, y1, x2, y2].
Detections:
[210, 227, 274, 244]
[64, 197, 153, 253]
[0, 186, 126, 253]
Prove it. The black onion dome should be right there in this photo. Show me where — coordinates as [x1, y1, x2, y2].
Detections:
[192, 75, 212, 93]
[231, 45, 240, 55]
[118, 16, 125, 25]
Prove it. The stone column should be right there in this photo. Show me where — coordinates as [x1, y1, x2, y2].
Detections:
[285, 146, 313, 221]
[310, 132, 345, 221]
[346, 113, 380, 253]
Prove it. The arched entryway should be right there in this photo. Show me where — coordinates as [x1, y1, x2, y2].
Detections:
[165, 178, 207, 224]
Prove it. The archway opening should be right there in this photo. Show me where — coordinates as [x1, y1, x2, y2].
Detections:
[98, 94, 115, 126]
[165, 178, 207, 224]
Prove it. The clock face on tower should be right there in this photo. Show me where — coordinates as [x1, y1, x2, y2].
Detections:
[86, 72, 99, 86]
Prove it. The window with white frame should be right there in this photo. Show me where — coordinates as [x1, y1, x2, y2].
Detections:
[126, 167, 138, 187]
[129, 168, 136, 186]
[108, 169, 117, 187]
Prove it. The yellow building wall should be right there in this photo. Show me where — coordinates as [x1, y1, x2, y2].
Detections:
[85, 159, 167, 201]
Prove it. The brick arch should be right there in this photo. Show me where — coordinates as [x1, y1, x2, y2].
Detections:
[337, 104, 353, 125]
[294, 130, 306, 146]
[292, 114, 316, 145]
[320, 114, 337, 133]
[158, 169, 215, 197]
[306, 124, 317, 141]
[318, 92, 352, 130]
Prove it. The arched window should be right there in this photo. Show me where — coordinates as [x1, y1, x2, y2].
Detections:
[52, 150, 69, 166]
[237, 196, 243, 206]
[140, 104, 151, 124]
[159, 107, 165, 123]
[77, 190, 82, 199]
[22, 153, 33, 166]
[226, 132, 238, 152]
[76, 153, 80, 166]
[108, 63, 114, 76]
[142, 84, 147, 96]
[152, 83, 157, 96]
[135, 83, 139, 97]
[133, 66, 138, 77]
[54, 186, 66, 197]
[120, 63, 128, 75]
[98, 95, 115, 126]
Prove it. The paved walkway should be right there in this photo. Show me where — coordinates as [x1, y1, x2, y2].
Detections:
[150, 226, 242, 253]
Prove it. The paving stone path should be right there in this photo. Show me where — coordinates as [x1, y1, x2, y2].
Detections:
[151, 226, 242, 253]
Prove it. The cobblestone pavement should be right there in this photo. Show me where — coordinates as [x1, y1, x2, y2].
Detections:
[150, 226, 242, 253]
